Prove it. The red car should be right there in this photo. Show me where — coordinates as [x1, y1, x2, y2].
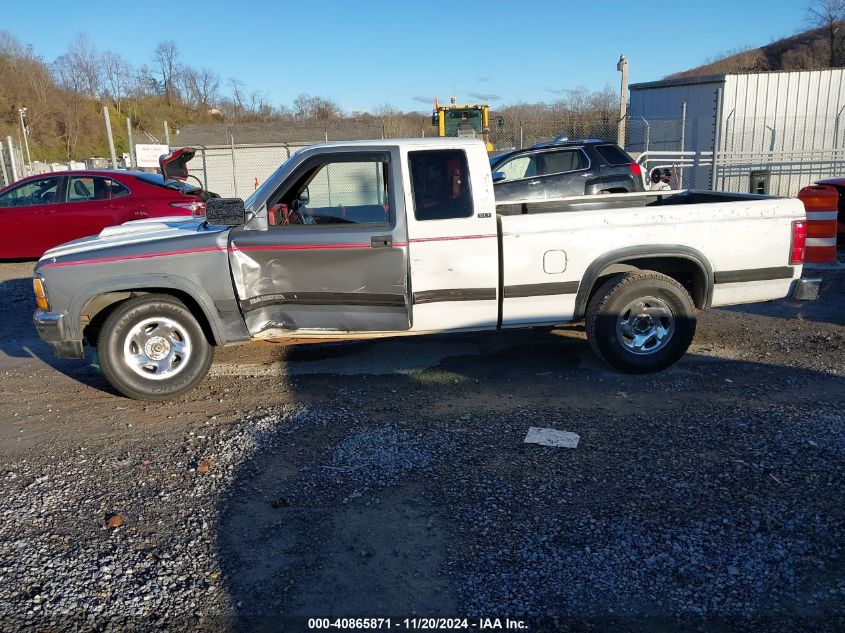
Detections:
[0, 149, 208, 259]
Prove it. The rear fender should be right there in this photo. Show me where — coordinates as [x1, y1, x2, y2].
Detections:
[575, 245, 714, 319]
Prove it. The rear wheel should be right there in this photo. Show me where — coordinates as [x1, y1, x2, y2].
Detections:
[586, 271, 696, 373]
[98, 295, 213, 400]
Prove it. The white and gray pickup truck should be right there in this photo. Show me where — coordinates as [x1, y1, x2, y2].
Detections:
[32, 138, 819, 400]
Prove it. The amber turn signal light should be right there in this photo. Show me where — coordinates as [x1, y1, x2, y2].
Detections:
[33, 277, 49, 311]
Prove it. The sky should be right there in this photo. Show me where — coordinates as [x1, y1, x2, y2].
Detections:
[4, 0, 809, 113]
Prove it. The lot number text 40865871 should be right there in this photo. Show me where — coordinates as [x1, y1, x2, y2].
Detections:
[307, 617, 528, 630]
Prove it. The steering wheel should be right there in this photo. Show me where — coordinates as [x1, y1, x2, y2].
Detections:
[290, 199, 315, 225]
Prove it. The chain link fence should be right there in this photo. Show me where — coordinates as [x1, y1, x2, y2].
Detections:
[173, 111, 845, 199]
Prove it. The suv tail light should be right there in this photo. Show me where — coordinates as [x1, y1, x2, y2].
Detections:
[169, 200, 207, 217]
[628, 163, 642, 177]
[790, 220, 806, 265]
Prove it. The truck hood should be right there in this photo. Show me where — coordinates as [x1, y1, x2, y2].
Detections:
[41, 216, 226, 261]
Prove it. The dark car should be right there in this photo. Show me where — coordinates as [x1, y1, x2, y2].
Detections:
[813, 178, 845, 246]
[0, 148, 214, 259]
[490, 138, 645, 203]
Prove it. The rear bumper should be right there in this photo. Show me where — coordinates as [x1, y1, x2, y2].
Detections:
[33, 310, 84, 359]
[791, 277, 822, 301]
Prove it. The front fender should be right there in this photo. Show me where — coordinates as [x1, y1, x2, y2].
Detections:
[69, 273, 249, 345]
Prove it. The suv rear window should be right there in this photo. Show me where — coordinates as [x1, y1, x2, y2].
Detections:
[594, 144, 632, 166]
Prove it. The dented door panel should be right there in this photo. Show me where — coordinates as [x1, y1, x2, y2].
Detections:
[229, 237, 409, 334]
[228, 148, 411, 336]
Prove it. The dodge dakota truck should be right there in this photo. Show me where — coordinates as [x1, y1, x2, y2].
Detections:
[32, 138, 819, 400]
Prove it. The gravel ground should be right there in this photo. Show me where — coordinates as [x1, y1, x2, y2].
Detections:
[0, 260, 843, 631]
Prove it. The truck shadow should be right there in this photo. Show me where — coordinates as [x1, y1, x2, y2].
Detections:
[212, 332, 845, 628]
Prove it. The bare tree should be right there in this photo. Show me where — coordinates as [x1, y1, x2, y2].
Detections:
[153, 40, 180, 106]
[102, 51, 132, 113]
[807, 0, 845, 66]
[133, 64, 159, 97]
[53, 33, 101, 99]
[229, 77, 246, 115]
[293, 93, 341, 119]
[182, 67, 220, 109]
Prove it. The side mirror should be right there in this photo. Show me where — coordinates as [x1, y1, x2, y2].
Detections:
[206, 197, 246, 226]
[492, 171, 507, 183]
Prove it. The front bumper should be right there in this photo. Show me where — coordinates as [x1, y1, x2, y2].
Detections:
[33, 310, 84, 359]
[791, 277, 822, 301]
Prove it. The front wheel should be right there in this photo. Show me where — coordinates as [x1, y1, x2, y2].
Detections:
[585, 271, 696, 373]
[98, 295, 213, 400]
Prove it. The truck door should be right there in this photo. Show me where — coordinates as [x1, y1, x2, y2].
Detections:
[228, 150, 411, 336]
[404, 146, 500, 332]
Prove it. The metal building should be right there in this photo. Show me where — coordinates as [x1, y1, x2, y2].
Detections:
[629, 68, 845, 195]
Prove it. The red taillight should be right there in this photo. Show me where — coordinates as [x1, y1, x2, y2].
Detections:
[790, 220, 806, 265]
[629, 163, 642, 177]
[169, 200, 207, 216]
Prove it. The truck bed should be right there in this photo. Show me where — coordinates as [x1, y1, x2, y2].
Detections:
[496, 189, 771, 216]
[496, 190, 805, 325]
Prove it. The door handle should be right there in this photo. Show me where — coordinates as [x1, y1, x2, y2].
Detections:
[371, 235, 392, 248]
[528, 180, 542, 186]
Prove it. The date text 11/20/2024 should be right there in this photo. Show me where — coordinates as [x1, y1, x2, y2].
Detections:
[307, 618, 528, 630]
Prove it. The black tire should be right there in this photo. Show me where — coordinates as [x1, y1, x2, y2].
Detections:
[98, 294, 213, 400]
[585, 271, 696, 373]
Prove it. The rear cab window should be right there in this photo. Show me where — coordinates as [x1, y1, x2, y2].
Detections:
[409, 149, 473, 221]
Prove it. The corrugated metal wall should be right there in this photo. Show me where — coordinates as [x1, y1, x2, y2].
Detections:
[719, 69, 845, 195]
[629, 77, 722, 154]
[630, 69, 845, 195]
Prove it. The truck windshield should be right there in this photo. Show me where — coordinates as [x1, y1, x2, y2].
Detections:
[444, 109, 483, 137]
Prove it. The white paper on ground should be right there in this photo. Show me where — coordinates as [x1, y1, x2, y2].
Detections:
[523, 427, 580, 448]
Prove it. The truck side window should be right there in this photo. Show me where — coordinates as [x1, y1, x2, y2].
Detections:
[409, 149, 473, 221]
[270, 159, 390, 227]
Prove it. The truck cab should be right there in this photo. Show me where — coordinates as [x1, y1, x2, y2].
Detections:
[32, 138, 815, 401]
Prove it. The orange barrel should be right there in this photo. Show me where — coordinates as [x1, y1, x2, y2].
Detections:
[797, 185, 838, 264]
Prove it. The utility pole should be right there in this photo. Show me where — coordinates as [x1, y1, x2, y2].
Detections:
[126, 117, 135, 169]
[18, 107, 32, 170]
[103, 106, 118, 169]
[163, 120, 171, 146]
[616, 54, 629, 148]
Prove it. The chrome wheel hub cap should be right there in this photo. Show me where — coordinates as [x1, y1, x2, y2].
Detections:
[615, 296, 675, 355]
[124, 317, 192, 380]
[144, 336, 171, 361]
